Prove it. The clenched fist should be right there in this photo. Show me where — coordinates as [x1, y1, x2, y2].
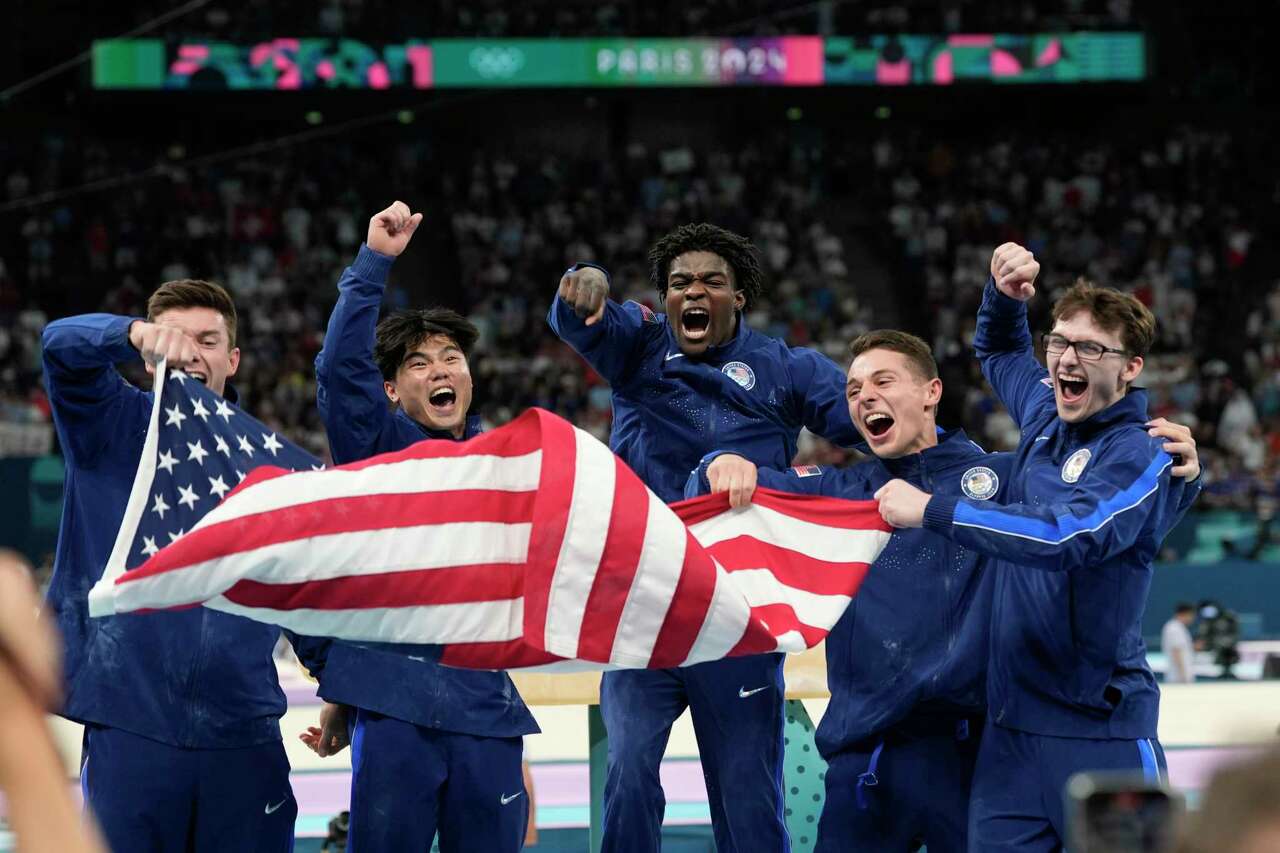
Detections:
[558, 267, 609, 327]
[129, 320, 199, 369]
[707, 454, 758, 508]
[367, 200, 423, 257]
[990, 242, 1040, 302]
[873, 479, 931, 529]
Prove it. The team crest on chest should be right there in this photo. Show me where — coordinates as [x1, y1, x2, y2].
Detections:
[1061, 448, 1092, 483]
[961, 466, 999, 500]
[721, 361, 756, 390]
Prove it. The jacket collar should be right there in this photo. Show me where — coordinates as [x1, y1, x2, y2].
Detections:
[399, 410, 484, 442]
[881, 428, 981, 477]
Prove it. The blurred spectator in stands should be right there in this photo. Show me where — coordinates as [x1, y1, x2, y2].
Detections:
[1160, 602, 1196, 684]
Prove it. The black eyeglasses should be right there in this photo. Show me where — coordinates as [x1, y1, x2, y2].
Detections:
[1040, 333, 1129, 362]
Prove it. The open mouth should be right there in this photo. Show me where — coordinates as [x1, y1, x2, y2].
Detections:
[681, 307, 711, 340]
[1057, 373, 1089, 404]
[428, 387, 457, 411]
[863, 411, 895, 440]
[186, 370, 208, 385]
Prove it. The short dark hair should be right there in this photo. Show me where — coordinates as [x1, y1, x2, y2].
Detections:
[1176, 602, 1196, 616]
[373, 308, 479, 381]
[147, 279, 238, 348]
[1051, 278, 1155, 357]
[647, 223, 764, 310]
[849, 330, 939, 381]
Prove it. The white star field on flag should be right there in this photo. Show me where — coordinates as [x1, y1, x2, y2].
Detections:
[126, 370, 323, 566]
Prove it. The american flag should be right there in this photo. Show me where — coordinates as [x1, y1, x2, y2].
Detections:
[91, 365, 323, 594]
[90, 367, 891, 671]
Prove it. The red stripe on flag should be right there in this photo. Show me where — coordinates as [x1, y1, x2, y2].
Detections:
[671, 489, 890, 534]
[220, 562, 525, 610]
[119, 490, 536, 583]
[228, 464, 292, 499]
[521, 411, 577, 652]
[335, 409, 547, 472]
[645, 530, 719, 668]
[670, 491, 733, 526]
[439, 639, 565, 670]
[748, 489, 892, 532]
[728, 602, 827, 657]
[575, 456, 650, 663]
[706, 537, 873, 597]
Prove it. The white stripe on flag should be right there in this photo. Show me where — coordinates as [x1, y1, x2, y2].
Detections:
[726, 567, 852, 627]
[108, 522, 532, 616]
[689, 503, 890, 564]
[207, 596, 524, 645]
[679, 560, 751, 666]
[100, 360, 170, 584]
[543, 428, 617, 658]
[610, 490, 689, 667]
[771, 630, 808, 653]
[198, 451, 544, 528]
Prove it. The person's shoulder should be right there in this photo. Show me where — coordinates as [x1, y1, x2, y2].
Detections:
[619, 300, 666, 327]
[1099, 422, 1170, 463]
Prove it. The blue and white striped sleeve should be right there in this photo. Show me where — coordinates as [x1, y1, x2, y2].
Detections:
[921, 439, 1175, 572]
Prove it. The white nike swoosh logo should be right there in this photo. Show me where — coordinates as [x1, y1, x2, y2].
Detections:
[264, 798, 289, 815]
[1034, 436, 1050, 442]
[500, 791, 524, 805]
[665, 352, 684, 361]
[738, 685, 769, 698]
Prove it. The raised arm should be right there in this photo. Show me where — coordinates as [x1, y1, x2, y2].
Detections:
[546, 265, 652, 385]
[40, 314, 170, 464]
[315, 201, 421, 462]
[974, 243, 1054, 428]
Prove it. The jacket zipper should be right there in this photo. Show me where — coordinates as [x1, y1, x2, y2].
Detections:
[184, 609, 210, 747]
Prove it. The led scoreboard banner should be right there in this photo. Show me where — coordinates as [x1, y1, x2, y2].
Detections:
[91, 34, 1145, 91]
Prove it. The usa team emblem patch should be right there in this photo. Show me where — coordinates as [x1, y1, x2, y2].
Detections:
[791, 465, 823, 478]
[961, 466, 999, 500]
[721, 361, 756, 390]
[1061, 448, 1092, 483]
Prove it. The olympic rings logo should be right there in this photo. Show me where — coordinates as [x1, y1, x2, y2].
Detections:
[468, 47, 526, 78]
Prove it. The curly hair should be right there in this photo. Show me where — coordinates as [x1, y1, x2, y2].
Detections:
[647, 223, 765, 310]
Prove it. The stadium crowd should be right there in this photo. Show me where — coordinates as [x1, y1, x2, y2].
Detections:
[1, 119, 1274, 514]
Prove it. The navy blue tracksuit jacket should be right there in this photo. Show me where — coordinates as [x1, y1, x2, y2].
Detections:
[549, 291, 860, 853]
[924, 281, 1201, 851]
[42, 314, 301, 748]
[314, 244, 538, 740]
[43, 313, 323, 852]
[922, 281, 1201, 740]
[690, 430, 1005, 758]
[314, 244, 537, 853]
[689, 432, 1005, 852]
